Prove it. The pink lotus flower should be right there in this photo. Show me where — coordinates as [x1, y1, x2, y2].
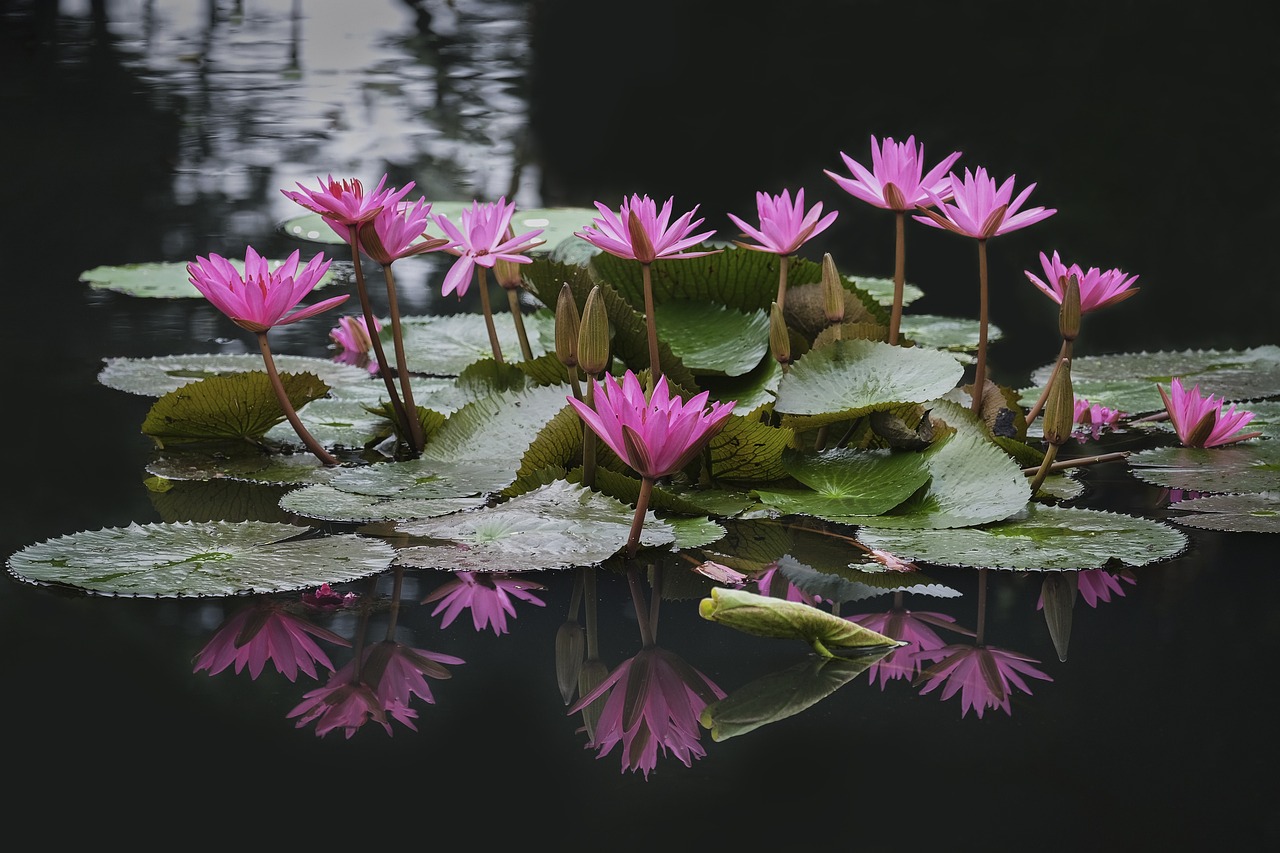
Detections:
[301, 583, 360, 611]
[281, 173, 412, 233]
[568, 645, 725, 779]
[187, 246, 346, 333]
[1158, 377, 1260, 448]
[847, 608, 959, 690]
[567, 370, 736, 481]
[825, 134, 962, 212]
[287, 640, 464, 738]
[575, 194, 719, 264]
[330, 314, 380, 358]
[422, 571, 547, 635]
[727, 188, 838, 255]
[1036, 569, 1136, 610]
[914, 166, 1056, 239]
[1025, 250, 1139, 313]
[193, 600, 349, 682]
[357, 197, 456, 265]
[433, 197, 544, 298]
[913, 643, 1053, 719]
[1074, 396, 1121, 427]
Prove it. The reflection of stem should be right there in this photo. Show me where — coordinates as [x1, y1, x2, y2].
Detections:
[255, 332, 339, 466]
[384, 566, 404, 639]
[381, 263, 425, 453]
[582, 377, 598, 489]
[641, 262, 660, 394]
[626, 563, 656, 648]
[347, 225, 413, 443]
[1025, 338, 1073, 425]
[625, 476, 655, 559]
[889, 211, 905, 345]
[649, 563, 663, 646]
[567, 566, 584, 622]
[507, 288, 534, 361]
[971, 239, 990, 417]
[975, 568, 988, 646]
[775, 255, 790, 312]
[584, 568, 600, 661]
[476, 267, 504, 363]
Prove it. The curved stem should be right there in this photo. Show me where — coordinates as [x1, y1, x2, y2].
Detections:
[775, 255, 790, 312]
[1025, 338, 1073, 425]
[641, 262, 660, 394]
[889, 211, 906, 345]
[625, 476, 655, 559]
[507, 287, 534, 362]
[346, 226, 413, 445]
[256, 332, 339, 466]
[476, 267, 504, 364]
[971, 239, 990, 416]
[1026, 441, 1060, 494]
[381, 263, 425, 454]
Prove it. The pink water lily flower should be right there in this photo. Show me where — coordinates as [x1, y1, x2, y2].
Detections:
[1025, 250, 1140, 313]
[914, 166, 1056, 239]
[575, 194, 719, 264]
[568, 645, 725, 779]
[727, 188, 838, 255]
[193, 600, 349, 682]
[1158, 377, 1259, 447]
[187, 246, 346, 333]
[433, 197, 545, 298]
[567, 370, 736, 481]
[825, 134, 962, 212]
[847, 608, 960, 690]
[357, 197, 456, 264]
[913, 643, 1053, 719]
[422, 571, 547, 635]
[281, 173, 412, 233]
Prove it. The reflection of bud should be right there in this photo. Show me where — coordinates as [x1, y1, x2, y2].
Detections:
[1058, 273, 1081, 341]
[821, 253, 845, 325]
[555, 621, 585, 705]
[769, 302, 791, 367]
[576, 657, 610, 743]
[1039, 571, 1078, 662]
[554, 284, 581, 370]
[578, 285, 610, 376]
[1041, 358, 1074, 446]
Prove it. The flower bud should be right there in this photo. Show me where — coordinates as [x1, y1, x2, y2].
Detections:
[626, 209, 656, 264]
[1041, 357, 1075, 446]
[554, 284, 580, 369]
[1184, 409, 1218, 448]
[769, 301, 791, 367]
[821, 253, 845, 325]
[577, 285, 610, 376]
[1059, 273, 1081, 341]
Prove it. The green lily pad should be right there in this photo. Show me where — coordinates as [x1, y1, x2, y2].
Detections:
[753, 447, 930, 517]
[99, 353, 373, 397]
[6, 521, 395, 596]
[654, 300, 769, 377]
[898, 313, 1001, 358]
[856, 503, 1189, 571]
[1164, 491, 1280, 533]
[80, 258, 340, 299]
[141, 371, 331, 446]
[1127, 441, 1280, 493]
[393, 479, 677, 570]
[847, 274, 924, 308]
[395, 312, 555, 375]
[280, 484, 489, 524]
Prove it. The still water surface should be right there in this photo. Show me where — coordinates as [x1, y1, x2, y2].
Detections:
[3, 2, 1277, 848]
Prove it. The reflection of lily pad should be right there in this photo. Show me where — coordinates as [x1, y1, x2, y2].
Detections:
[80, 259, 340, 298]
[856, 503, 1188, 571]
[1164, 492, 1280, 533]
[6, 521, 395, 596]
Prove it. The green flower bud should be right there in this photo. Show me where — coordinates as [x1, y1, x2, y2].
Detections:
[769, 301, 791, 367]
[1059, 273, 1081, 341]
[577, 285, 610, 376]
[554, 284, 580, 369]
[1042, 357, 1075, 446]
[821, 253, 845, 324]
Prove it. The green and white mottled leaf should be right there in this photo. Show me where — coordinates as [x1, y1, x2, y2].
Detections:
[1127, 441, 1280, 493]
[856, 503, 1188, 571]
[898, 313, 1001, 358]
[1165, 491, 1280, 533]
[99, 353, 372, 397]
[280, 483, 488, 523]
[80, 258, 339, 299]
[6, 521, 394, 596]
[395, 312, 555, 376]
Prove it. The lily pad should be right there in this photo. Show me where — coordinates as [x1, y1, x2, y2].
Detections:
[1127, 441, 1280, 493]
[6, 521, 395, 596]
[654, 300, 770, 377]
[898, 313, 1001, 359]
[99, 353, 373, 397]
[395, 312, 556, 375]
[773, 554, 959, 605]
[80, 258, 340, 299]
[753, 447, 930, 518]
[855, 503, 1189, 571]
[1164, 491, 1280, 533]
[280, 483, 489, 524]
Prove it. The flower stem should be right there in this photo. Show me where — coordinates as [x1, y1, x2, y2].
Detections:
[255, 332, 339, 466]
[625, 476, 655, 559]
[641, 262, 660, 394]
[582, 376, 598, 489]
[476, 266, 504, 364]
[346, 225, 414, 448]
[1026, 441, 1060, 494]
[971, 239, 990, 416]
[775, 255, 790, 313]
[1021, 450, 1130, 476]
[380, 263, 425, 454]
[889, 211, 906, 345]
[1025, 338, 1073, 425]
[507, 287, 534, 362]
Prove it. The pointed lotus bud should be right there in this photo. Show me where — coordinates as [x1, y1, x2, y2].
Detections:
[626, 209, 656, 264]
[769, 301, 791, 367]
[821, 253, 845, 325]
[1040, 571, 1077, 662]
[577, 285, 610, 376]
[1059, 273, 1081, 341]
[1041, 357, 1075, 446]
[554, 284, 580, 369]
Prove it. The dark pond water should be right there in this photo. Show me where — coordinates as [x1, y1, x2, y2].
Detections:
[4, 1, 1277, 847]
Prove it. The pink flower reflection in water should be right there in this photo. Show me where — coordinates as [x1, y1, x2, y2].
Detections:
[847, 608, 962, 689]
[422, 571, 547, 635]
[193, 599, 349, 682]
[913, 644, 1053, 719]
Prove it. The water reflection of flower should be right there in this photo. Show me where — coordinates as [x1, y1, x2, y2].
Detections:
[193, 597, 350, 682]
[422, 571, 547, 635]
[568, 565, 724, 778]
[754, 562, 824, 605]
[1036, 568, 1136, 609]
[848, 597, 968, 690]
